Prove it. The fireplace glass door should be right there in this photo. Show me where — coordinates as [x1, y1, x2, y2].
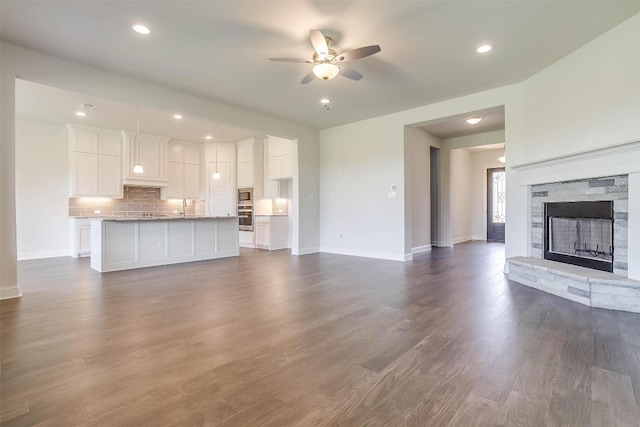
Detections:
[548, 217, 613, 262]
[543, 201, 614, 272]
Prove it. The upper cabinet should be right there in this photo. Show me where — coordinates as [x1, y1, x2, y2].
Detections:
[236, 139, 263, 198]
[67, 124, 123, 198]
[162, 141, 202, 200]
[122, 131, 170, 187]
[236, 139, 254, 188]
[263, 139, 280, 199]
[267, 136, 294, 180]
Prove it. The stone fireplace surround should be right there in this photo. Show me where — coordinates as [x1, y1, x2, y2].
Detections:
[506, 140, 640, 313]
[531, 176, 627, 275]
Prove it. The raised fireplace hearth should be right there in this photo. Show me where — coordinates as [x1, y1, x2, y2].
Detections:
[544, 201, 613, 272]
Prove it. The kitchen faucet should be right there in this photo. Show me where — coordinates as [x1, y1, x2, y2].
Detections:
[182, 198, 187, 218]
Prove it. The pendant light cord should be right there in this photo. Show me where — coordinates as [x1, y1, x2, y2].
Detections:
[136, 106, 140, 165]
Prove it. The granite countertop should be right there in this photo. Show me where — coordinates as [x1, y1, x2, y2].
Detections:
[75, 215, 237, 221]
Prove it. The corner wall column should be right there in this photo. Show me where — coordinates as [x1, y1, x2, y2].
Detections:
[0, 57, 22, 299]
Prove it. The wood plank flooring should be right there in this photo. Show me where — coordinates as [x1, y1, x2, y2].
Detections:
[1, 242, 639, 426]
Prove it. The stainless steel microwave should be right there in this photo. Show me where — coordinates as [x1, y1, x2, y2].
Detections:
[238, 187, 253, 205]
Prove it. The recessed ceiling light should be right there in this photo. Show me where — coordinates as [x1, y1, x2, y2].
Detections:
[75, 111, 86, 117]
[466, 116, 482, 124]
[320, 98, 330, 104]
[132, 24, 151, 35]
[173, 114, 183, 119]
[205, 135, 212, 140]
[477, 45, 492, 53]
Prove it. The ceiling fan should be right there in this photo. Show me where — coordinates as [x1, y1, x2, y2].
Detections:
[269, 30, 381, 84]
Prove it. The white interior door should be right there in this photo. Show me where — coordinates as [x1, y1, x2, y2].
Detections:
[209, 161, 232, 217]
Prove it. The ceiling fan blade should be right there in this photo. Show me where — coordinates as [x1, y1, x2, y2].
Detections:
[301, 71, 316, 84]
[309, 29, 328, 55]
[336, 45, 381, 62]
[339, 67, 363, 81]
[269, 58, 312, 63]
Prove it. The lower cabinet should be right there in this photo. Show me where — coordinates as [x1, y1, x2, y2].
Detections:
[239, 230, 255, 248]
[255, 215, 288, 250]
[69, 218, 91, 258]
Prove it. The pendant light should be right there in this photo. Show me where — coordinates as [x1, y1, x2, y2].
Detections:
[133, 106, 144, 174]
[212, 123, 221, 180]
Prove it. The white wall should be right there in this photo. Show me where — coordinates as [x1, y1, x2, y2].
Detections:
[449, 149, 473, 244]
[521, 15, 640, 162]
[320, 115, 407, 260]
[470, 148, 505, 240]
[15, 119, 69, 259]
[1, 42, 320, 297]
[406, 127, 442, 253]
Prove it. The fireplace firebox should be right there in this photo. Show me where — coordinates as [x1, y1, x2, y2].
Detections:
[543, 201, 613, 272]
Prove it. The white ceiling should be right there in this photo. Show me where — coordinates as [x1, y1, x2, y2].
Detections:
[15, 79, 264, 144]
[2, 1, 639, 130]
[418, 105, 505, 139]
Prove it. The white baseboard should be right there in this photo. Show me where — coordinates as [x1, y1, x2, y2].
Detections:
[17, 250, 69, 261]
[319, 246, 408, 262]
[432, 241, 454, 248]
[503, 261, 510, 274]
[452, 236, 473, 245]
[412, 245, 432, 254]
[471, 235, 486, 241]
[0, 285, 22, 300]
[292, 247, 319, 256]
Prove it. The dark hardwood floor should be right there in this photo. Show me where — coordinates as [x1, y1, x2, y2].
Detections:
[1, 242, 639, 426]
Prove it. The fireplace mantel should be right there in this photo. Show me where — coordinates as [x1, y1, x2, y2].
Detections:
[510, 139, 640, 187]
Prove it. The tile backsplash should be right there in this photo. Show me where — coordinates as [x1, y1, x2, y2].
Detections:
[69, 186, 205, 218]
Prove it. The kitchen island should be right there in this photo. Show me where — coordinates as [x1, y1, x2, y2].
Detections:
[90, 216, 239, 272]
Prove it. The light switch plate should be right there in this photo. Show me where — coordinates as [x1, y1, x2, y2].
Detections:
[388, 191, 397, 198]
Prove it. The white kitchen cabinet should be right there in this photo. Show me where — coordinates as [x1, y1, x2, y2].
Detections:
[69, 217, 91, 258]
[237, 161, 254, 188]
[254, 215, 288, 250]
[99, 155, 122, 197]
[184, 164, 200, 199]
[72, 152, 99, 196]
[263, 140, 281, 198]
[266, 135, 294, 180]
[237, 140, 254, 163]
[161, 141, 201, 200]
[67, 124, 123, 198]
[123, 131, 170, 187]
[267, 136, 292, 157]
[165, 162, 184, 199]
[235, 139, 264, 199]
[268, 154, 293, 180]
[239, 230, 255, 248]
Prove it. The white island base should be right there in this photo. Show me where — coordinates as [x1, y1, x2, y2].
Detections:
[90, 217, 239, 272]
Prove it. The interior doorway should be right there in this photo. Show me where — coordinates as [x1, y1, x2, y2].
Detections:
[430, 146, 440, 246]
[487, 167, 505, 241]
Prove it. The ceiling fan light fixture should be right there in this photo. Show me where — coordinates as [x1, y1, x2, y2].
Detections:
[466, 116, 482, 125]
[313, 63, 340, 81]
[477, 44, 492, 53]
[320, 98, 330, 104]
